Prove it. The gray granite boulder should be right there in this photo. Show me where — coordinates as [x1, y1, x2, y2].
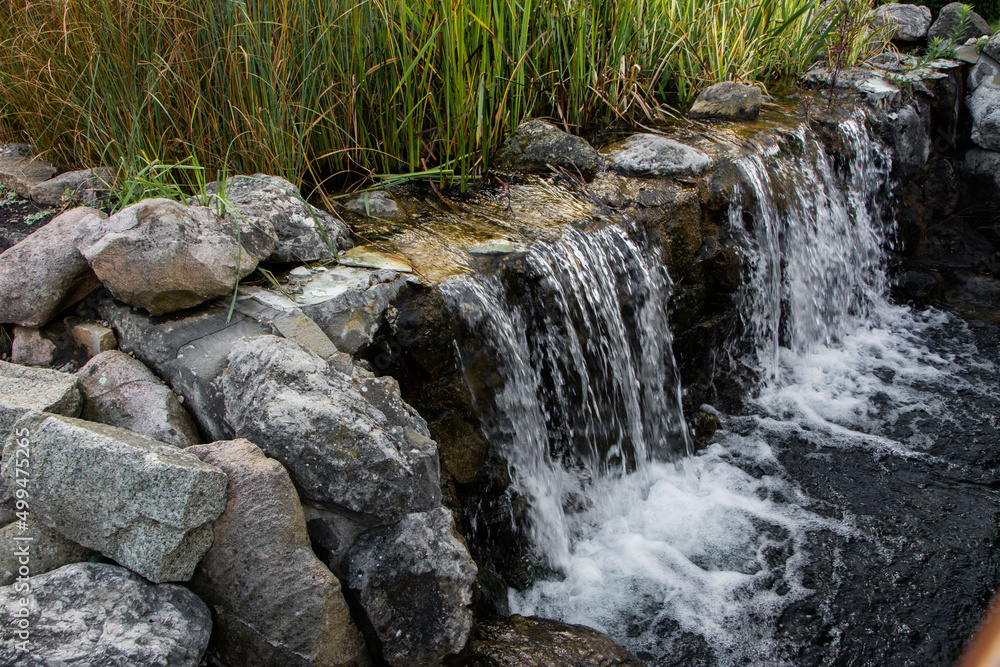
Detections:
[342, 508, 477, 666]
[969, 84, 1000, 150]
[0, 155, 56, 197]
[302, 274, 409, 354]
[968, 53, 1000, 91]
[1, 412, 227, 582]
[689, 82, 762, 121]
[0, 207, 105, 327]
[605, 134, 713, 177]
[188, 439, 368, 667]
[928, 3, 991, 42]
[30, 167, 112, 207]
[495, 120, 600, 176]
[76, 198, 275, 315]
[874, 3, 933, 42]
[77, 350, 200, 447]
[0, 361, 81, 439]
[0, 521, 92, 586]
[0, 562, 211, 666]
[201, 174, 351, 263]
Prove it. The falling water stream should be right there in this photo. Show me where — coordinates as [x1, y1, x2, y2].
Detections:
[445, 114, 1000, 665]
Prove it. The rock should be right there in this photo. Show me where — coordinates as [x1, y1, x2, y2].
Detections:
[77, 350, 200, 447]
[604, 134, 713, 177]
[302, 274, 409, 354]
[688, 82, 763, 121]
[29, 167, 112, 207]
[968, 53, 1000, 90]
[2, 412, 227, 582]
[0, 562, 212, 666]
[344, 190, 407, 221]
[234, 286, 340, 359]
[10, 326, 56, 367]
[202, 174, 351, 263]
[955, 43, 982, 64]
[969, 84, 1000, 150]
[495, 120, 600, 176]
[339, 246, 413, 273]
[402, 427, 444, 513]
[985, 31, 1000, 62]
[802, 66, 876, 89]
[75, 198, 275, 316]
[221, 335, 427, 524]
[187, 439, 368, 667]
[342, 508, 477, 666]
[927, 3, 991, 42]
[0, 144, 32, 158]
[857, 77, 902, 107]
[0, 207, 106, 327]
[883, 104, 930, 178]
[0, 155, 56, 197]
[0, 361, 81, 439]
[464, 615, 646, 666]
[70, 321, 117, 357]
[469, 240, 519, 256]
[0, 521, 92, 586]
[428, 411, 489, 485]
[960, 148, 1000, 214]
[874, 4, 932, 42]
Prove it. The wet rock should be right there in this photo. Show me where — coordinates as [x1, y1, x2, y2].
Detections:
[70, 321, 117, 357]
[801, 66, 873, 89]
[222, 335, 429, 524]
[0, 521, 92, 586]
[0, 361, 81, 437]
[874, 3, 932, 42]
[969, 84, 1000, 150]
[0, 155, 56, 197]
[339, 246, 413, 273]
[2, 412, 227, 582]
[883, 104, 930, 178]
[302, 275, 410, 354]
[187, 439, 368, 667]
[928, 3, 991, 42]
[77, 350, 200, 447]
[30, 167, 112, 207]
[344, 190, 407, 221]
[0, 207, 105, 327]
[402, 427, 444, 513]
[75, 198, 275, 316]
[893, 269, 942, 305]
[464, 614, 646, 667]
[604, 134, 713, 177]
[688, 82, 762, 121]
[496, 120, 600, 176]
[968, 53, 1000, 90]
[10, 326, 56, 367]
[428, 411, 489, 485]
[343, 508, 477, 666]
[202, 174, 351, 263]
[0, 562, 212, 666]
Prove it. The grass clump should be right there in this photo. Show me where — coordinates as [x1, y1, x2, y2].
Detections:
[0, 0, 867, 191]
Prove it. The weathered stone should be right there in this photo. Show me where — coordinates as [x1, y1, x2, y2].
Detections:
[802, 66, 873, 89]
[344, 190, 407, 221]
[956, 43, 982, 64]
[985, 31, 1000, 62]
[0, 207, 105, 327]
[960, 148, 1000, 215]
[0, 563, 212, 666]
[0, 144, 32, 158]
[70, 321, 117, 357]
[465, 615, 646, 666]
[495, 120, 600, 176]
[0, 521, 92, 586]
[928, 3, 991, 42]
[428, 411, 490, 485]
[10, 326, 56, 367]
[969, 84, 1000, 150]
[343, 508, 477, 666]
[884, 104, 930, 178]
[604, 134, 713, 177]
[202, 174, 351, 263]
[187, 439, 368, 667]
[77, 350, 200, 447]
[221, 335, 423, 524]
[302, 276, 409, 354]
[688, 82, 762, 121]
[0, 155, 56, 197]
[0, 361, 81, 439]
[29, 167, 112, 207]
[339, 247, 413, 273]
[874, 3, 932, 42]
[2, 412, 227, 582]
[968, 53, 1000, 91]
[234, 286, 340, 359]
[75, 198, 275, 315]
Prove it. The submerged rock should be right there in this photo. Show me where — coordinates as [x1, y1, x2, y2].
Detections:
[928, 3, 991, 42]
[495, 120, 600, 176]
[343, 508, 477, 666]
[688, 82, 762, 121]
[188, 439, 368, 667]
[0, 562, 212, 666]
[874, 3, 932, 42]
[0, 207, 105, 327]
[2, 412, 227, 582]
[605, 134, 713, 177]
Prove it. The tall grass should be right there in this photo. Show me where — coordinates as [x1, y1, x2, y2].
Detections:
[0, 0, 846, 191]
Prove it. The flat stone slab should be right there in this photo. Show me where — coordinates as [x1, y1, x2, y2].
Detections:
[1, 413, 227, 582]
[0, 562, 211, 666]
[339, 247, 413, 273]
[0, 155, 56, 198]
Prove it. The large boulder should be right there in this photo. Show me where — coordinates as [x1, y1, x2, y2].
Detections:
[1, 412, 227, 582]
[77, 350, 200, 447]
[342, 508, 477, 666]
[188, 439, 368, 667]
[30, 167, 112, 207]
[604, 134, 713, 178]
[0, 361, 81, 438]
[968, 53, 1000, 91]
[873, 3, 933, 43]
[883, 103, 931, 178]
[688, 82, 762, 121]
[495, 120, 600, 176]
[0, 562, 212, 666]
[301, 272, 410, 354]
[75, 198, 275, 315]
[0, 207, 106, 327]
[221, 335, 429, 524]
[0, 521, 92, 586]
[0, 154, 56, 197]
[201, 174, 351, 263]
[969, 84, 1000, 150]
[927, 3, 991, 42]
